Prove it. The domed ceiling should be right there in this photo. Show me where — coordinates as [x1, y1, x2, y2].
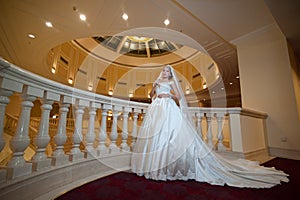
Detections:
[93, 36, 183, 58]
[47, 36, 222, 106]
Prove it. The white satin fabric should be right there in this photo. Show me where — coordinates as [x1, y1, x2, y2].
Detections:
[131, 82, 289, 188]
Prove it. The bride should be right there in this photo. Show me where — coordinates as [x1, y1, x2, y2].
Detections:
[131, 64, 289, 188]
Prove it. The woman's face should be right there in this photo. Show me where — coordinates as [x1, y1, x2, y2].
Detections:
[162, 67, 171, 79]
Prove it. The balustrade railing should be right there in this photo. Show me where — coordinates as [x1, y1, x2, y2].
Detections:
[0, 58, 268, 190]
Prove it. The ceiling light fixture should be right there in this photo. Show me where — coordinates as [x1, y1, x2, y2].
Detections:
[45, 21, 53, 28]
[28, 33, 36, 39]
[51, 67, 56, 74]
[164, 19, 170, 26]
[68, 78, 73, 84]
[185, 88, 190, 94]
[88, 85, 93, 91]
[79, 14, 86, 21]
[122, 13, 128, 20]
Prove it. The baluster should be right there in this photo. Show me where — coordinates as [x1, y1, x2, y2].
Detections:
[99, 108, 109, 155]
[196, 112, 204, 139]
[69, 102, 85, 162]
[131, 109, 140, 147]
[31, 97, 53, 171]
[121, 107, 130, 152]
[85, 102, 98, 158]
[205, 113, 214, 149]
[53, 97, 71, 166]
[110, 106, 121, 153]
[216, 113, 226, 151]
[0, 89, 13, 151]
[7, 94, 36, 179]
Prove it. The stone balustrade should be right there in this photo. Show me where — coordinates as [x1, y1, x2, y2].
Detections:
[0, 58, 268, 200]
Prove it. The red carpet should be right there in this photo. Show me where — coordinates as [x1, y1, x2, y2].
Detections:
[55, 158, 299, 200]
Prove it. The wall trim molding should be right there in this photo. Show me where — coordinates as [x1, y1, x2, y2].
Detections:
[269, 147, 300, 161]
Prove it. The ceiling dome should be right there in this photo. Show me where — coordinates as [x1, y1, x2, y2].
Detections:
[93, 36, 183, 58]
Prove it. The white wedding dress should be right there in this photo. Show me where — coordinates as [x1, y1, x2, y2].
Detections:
[131, 81, 289, 188]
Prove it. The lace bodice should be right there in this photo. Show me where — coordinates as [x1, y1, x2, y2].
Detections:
[155, 81, 173, 95]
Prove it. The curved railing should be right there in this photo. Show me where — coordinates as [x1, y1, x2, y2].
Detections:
[0, 58, 268, 199]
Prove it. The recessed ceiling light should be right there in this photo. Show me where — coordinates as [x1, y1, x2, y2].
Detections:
[164, 19, 170, 26]
[79, 14, 86, 21]
[229, 82, 233, 85]
[28, 34, 36, 39]
[122, 13, 128, 20]
[185, 88, 190, 94]
[236, 76, 240, 79]
[51, 67, 56, 74]
[45, 21, 53, 27]
[68, 78, 73, 84]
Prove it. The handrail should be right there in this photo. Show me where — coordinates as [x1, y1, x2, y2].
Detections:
[0, 59, 149, 111]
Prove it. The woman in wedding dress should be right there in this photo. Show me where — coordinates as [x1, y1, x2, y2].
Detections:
[131, 65, 289, 188]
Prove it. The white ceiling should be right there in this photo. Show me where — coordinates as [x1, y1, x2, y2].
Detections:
[0, 0, 299, 100]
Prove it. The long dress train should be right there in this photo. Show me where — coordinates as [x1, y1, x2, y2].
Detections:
[131, 81, 289, 188]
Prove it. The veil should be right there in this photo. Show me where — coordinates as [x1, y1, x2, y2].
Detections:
[154, 64, 194, 124]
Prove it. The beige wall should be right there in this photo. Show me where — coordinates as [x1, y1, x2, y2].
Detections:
[233, 24, 300, 152]
[288, 42, 300, 121]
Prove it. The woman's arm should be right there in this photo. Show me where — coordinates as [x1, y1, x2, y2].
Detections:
[149, 82, 158, 98]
